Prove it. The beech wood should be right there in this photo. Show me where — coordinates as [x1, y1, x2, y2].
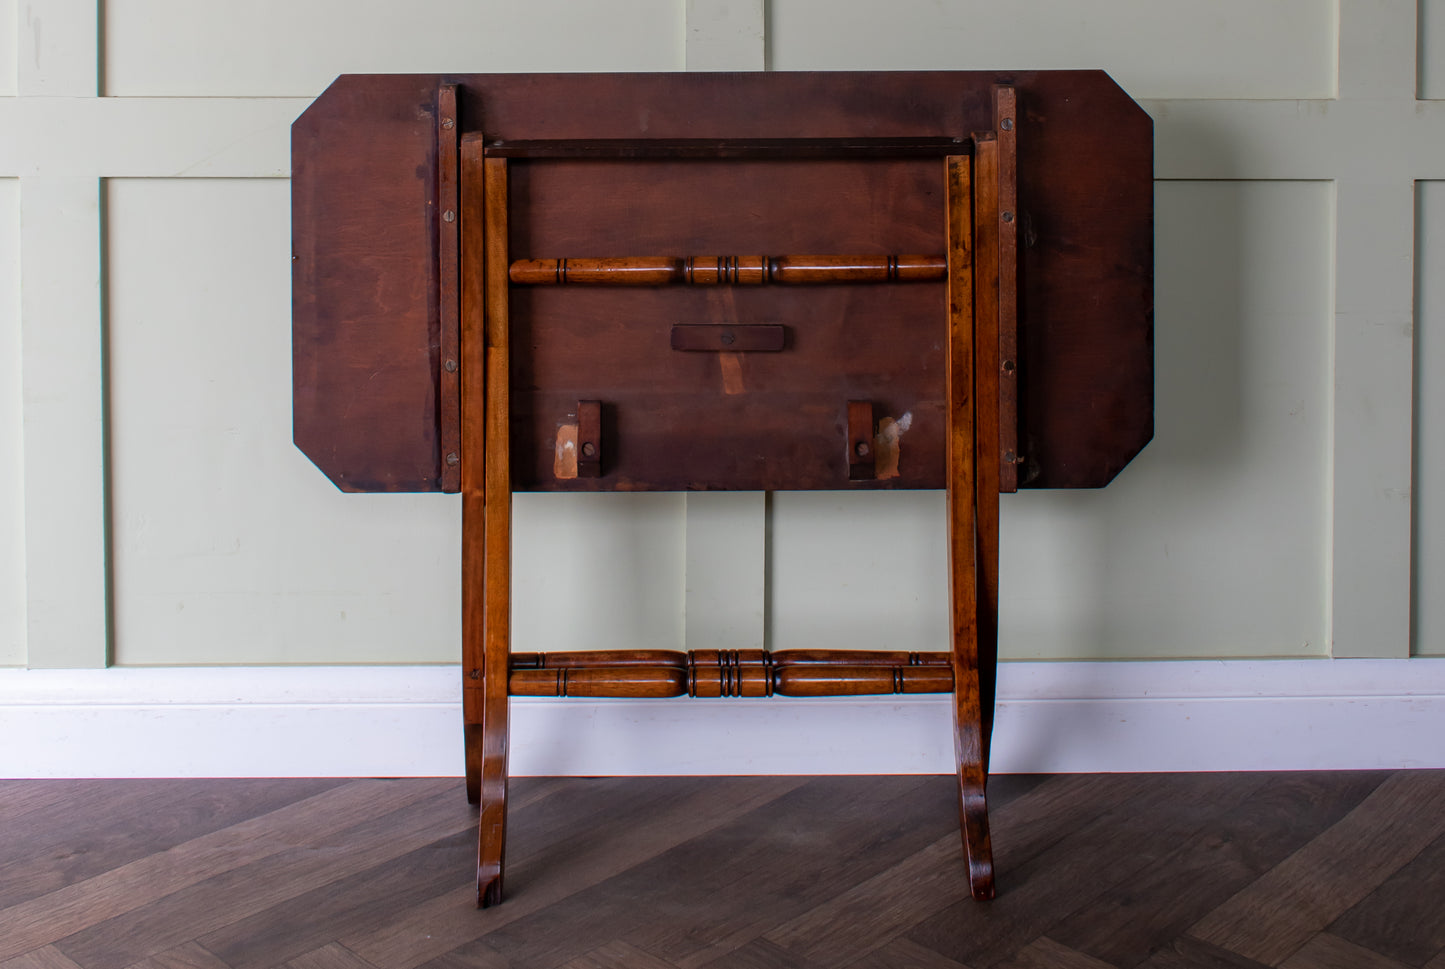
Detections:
[476, 155, 512, 909]
[945, 153, 996, 900]
[509, 254, 946, 286]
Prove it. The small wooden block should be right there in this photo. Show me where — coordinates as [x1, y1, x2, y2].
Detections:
[577, 400, 602, 477]
[670, 324, 785, 352]
[847, 400, 875, 480]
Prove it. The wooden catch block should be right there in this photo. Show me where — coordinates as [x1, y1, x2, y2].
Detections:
[670, 324, 785, 353]
[576, 400, 602, 477]
[848, 400, 875, 480]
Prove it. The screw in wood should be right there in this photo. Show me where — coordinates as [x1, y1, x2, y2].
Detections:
[445, 359, 458, 373]
[855, 442, 870, 457]
[443, 210, 456, 223]
[1001, 118, 1014, 131]
[1002, 211, 1014, 223]
[581, 442, 596, 458]
[446, 452, 460, 466]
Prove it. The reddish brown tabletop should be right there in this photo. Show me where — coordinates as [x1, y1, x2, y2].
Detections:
[292, 71, 1152, 493]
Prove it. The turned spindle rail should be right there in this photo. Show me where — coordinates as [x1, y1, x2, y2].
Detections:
[508, 254, 947, 286]
[508, 649, 955, 698]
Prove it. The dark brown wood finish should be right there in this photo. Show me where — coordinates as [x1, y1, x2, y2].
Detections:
[994, 86, 1021, 494]
[436, 84, 462, 493]
[458, 131, 488, 808]
[944, 152, 995, 901]
[971, 133, 1002, 776]
[292, 71, 1153, 493]
[476, 154, 513, 909]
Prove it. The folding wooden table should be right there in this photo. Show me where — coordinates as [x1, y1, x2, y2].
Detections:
[291, 71, 1153, 905]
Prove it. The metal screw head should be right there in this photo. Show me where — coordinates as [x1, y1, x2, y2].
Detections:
[581, 442, 596, 458]
[1002, 211, 1014, 223]
[443, 210, 455, 223]
[855, 442, 871, 458]
[719, 332, 735, 346]
[445, 452, 460, 466]
[1003, 450, 1017, 464]
[444, 359, 458, 373]
[1002, 359, 1016, 374]
[442, 118, 455, 130]
[1001, 118, 1014, 131]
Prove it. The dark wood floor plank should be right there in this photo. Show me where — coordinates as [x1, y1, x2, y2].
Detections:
[1188, 770, 1445, 966]
[198, 829, 473, 969]
[901, 773, 1271, 969]
[0, 779, 345, 908]
[1134, 937, 1273, 969]
[120, 941, 233, 969]
[558, 941, 677, 969]
[1048, 771, 1385, 969]
[51, 785, 474, 969]
[0, 947, 88, 969]
[615, 776, 961, 969]
[991, 938, 1119, 969]
[353, 777, 806, 969]
[283, 943, 383, 969]
[695, 939, 830, 969]
[853, 938, 975, 969]
[1278, 933, 1415, 969]
[0, 779, 453, 964]
[443, 776, 936, 969]
[1329, 827, 1445, 967]
[4, 774, 1445, 969]
[413, 944, 513, 969]
[761, 772, 1163, 967]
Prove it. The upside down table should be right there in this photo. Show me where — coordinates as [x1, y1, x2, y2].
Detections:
[291, 71, 1153, 905]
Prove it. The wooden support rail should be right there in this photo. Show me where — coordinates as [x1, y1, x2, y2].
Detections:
[509, 254, 946, 286]
[508, 649, 954, 698]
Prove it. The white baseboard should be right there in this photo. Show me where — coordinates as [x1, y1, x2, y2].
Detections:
[3, 659, 1444, 778]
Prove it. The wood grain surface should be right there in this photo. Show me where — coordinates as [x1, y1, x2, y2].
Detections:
[5, 773, 1442, 969]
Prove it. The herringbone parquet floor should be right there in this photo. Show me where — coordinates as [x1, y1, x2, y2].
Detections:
[3, 771, 1444, 969]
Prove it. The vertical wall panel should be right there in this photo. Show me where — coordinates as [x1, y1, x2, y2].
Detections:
[1422, 0, 1444, 98]
[107, 179, 462, 665]
[107, 179, 688, 665]
[103, 0, 684, 96]
[769, 182, 1332, 660]
[0, 180, 24, 666]
[1417, 183, 1445, 656]
[0, 0, 16, 96]
[768, 0, 1337, 99]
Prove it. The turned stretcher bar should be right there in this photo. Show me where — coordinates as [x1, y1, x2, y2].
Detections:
[508, 648, 955, 697]
[509, 254, 947, 286]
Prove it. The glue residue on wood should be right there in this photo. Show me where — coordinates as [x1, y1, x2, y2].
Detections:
[874, 412, 913, 479]
[554, 423, 579, 479]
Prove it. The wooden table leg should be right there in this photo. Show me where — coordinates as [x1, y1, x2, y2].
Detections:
[461, 137, 514, 907]
[946, 151, 997, 901]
